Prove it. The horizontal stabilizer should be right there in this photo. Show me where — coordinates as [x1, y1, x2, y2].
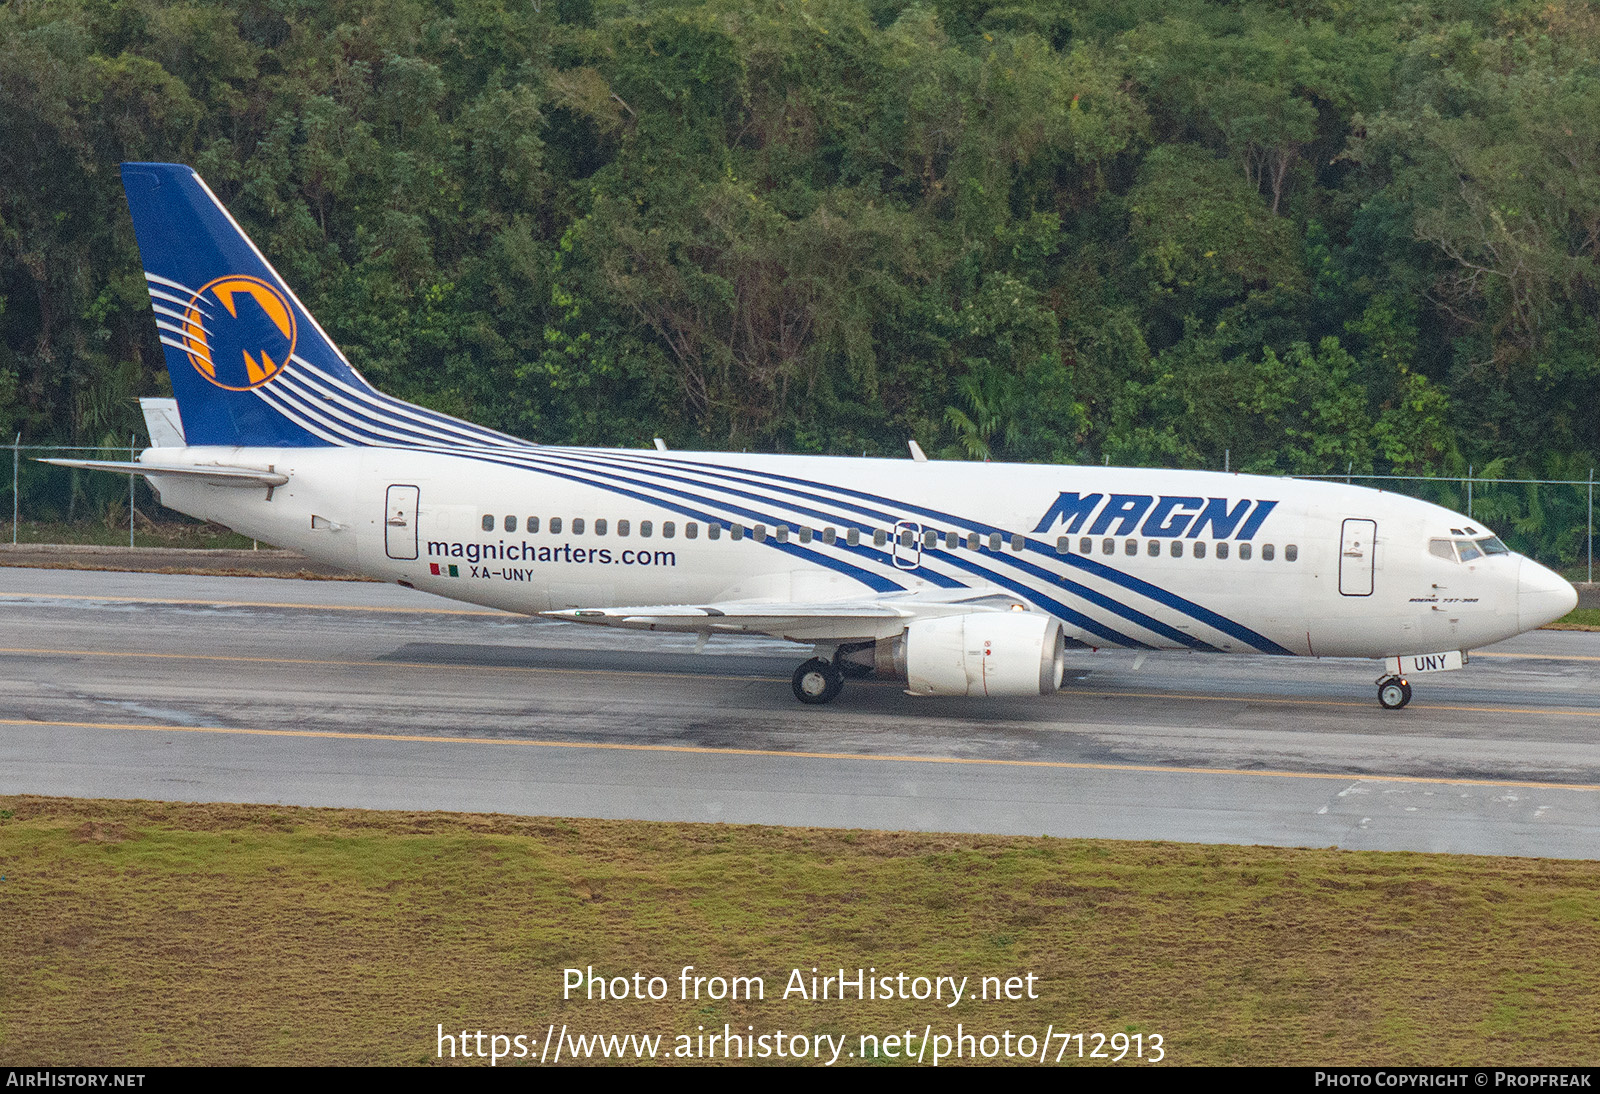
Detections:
[38, 458, 288, 487]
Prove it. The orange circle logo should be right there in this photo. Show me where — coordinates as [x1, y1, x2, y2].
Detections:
[180, 275, 297, 391]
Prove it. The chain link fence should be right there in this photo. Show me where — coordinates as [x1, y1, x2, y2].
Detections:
[1, 437, 190, 548]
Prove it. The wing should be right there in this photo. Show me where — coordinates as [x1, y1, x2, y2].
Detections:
[543, 590, 1029, 643]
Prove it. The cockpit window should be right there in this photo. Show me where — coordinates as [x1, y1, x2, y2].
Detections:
[1433, 535, 1509, 563]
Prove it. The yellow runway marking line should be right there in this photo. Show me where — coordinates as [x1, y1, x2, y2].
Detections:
[8, 647, 1600, 718]
[1066, 688, 1600, 719]
[4, 716, 1598, 794]
[0, 591, 511, 616]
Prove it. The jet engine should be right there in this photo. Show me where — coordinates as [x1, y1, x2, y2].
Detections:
[903, 612, 1066, 697]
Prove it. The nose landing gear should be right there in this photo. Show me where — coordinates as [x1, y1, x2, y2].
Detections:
[1376, 674, 1412, 710]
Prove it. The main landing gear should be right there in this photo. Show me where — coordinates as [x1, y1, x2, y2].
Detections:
[792, 658, 844, 705]
[1376, 674, 1413, 710]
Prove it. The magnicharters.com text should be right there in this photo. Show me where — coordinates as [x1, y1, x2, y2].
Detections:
[564, 966, 1041, 1007]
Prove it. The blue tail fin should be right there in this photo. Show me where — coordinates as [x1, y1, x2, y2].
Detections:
[121, 163, 528, 451]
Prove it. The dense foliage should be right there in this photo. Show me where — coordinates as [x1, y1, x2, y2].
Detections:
[3, 0, 1599, 553]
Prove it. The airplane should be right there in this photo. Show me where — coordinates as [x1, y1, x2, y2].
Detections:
[47, 162, 1579, 710]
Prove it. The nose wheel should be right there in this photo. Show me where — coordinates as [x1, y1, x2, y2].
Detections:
[793, 658, 844, 704]
[1376, 675, 1412, 710]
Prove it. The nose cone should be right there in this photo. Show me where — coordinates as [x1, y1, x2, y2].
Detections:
[1518, 557, 1579, 633]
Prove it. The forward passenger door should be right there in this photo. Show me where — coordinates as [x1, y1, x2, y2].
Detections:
[1339, 518, 1376, 596]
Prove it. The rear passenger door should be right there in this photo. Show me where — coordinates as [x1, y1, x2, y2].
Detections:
[385, 485, 419, 560]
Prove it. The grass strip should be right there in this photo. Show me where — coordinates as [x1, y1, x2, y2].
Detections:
[1, 795, 1597, 1066]
[1548, 607, 1600, 631]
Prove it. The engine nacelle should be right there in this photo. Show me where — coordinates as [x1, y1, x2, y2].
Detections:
[904, 612, 1066, 697]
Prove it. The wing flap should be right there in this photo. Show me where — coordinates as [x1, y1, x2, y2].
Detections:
[544, 591, 1026, 642]
[545, 601, 909, 639]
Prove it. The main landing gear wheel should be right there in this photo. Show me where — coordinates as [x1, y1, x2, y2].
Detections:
[793, 658, 844, 705]
[1377, 676, 1412, 710]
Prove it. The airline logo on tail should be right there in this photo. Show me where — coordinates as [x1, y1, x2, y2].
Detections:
[176, 274, 297, 391]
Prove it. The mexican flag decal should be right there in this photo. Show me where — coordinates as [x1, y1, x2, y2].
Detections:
[429, 563, 459, 577]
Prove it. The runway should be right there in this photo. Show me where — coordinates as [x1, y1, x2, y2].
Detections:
[2, 567, 1598, 858]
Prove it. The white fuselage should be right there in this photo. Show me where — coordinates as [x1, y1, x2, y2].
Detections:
[139, 444, 1575, 661]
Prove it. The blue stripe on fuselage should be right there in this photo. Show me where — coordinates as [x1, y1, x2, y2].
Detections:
[608, 453, 1291, 655]
[574, 453, 1203, 649]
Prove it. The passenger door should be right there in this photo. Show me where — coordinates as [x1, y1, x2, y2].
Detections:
[385, 485, 420, 560]
[1339, 518, 1376, 596]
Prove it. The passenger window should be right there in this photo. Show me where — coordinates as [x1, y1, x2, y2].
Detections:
[482, 514, 495, 532]
[1057, 536, 1071, 554]
[754, 525, 768, 543]
[775, 525, 788, 543]
[1193, 541, 1206, 559]
[899, 529, 914, 547]
[1147, 540, 1160, 557]
[640, 520, 652, 537]
[550, 517, 562, 535]
[945, 531, 958, 550]
[1262, 543, 1275, 561]
[1216, 542, 1229, 559]
[527, 516, 540, 534]
[1080, 537, 1092, 555]
[1125, 539, 1137, 556]
[1010, 534, 1024, 552]
[798, 527, 812, 544]
[594, 519, 607, 536]
[686, 523, 698, 539]
[730, 524, 744, 541]
[663, 521, 676, 539]
[504, 515, 517, 533]
[1170, 541, 1183, 558]
[923, 529, 937, 549]
[1102, 538, 1114, 555]
[822, 527, 836, 545]
[847, 528, 860, 547]
[874, 529, 888, 547]
[1285, 544, 1297, 562]
[617, 519, 630, 536]
[967, 532, 980, 551]
[989, 533, 1003, 551]
[572, 518, 585, 535]
[707, 523, 720, 540]
[1238, 543, 1252, 560]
